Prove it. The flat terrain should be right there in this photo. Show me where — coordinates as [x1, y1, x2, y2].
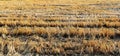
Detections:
[0, 0, 120, 56]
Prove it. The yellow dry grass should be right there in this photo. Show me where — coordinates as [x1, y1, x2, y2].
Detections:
[0, 0, 119, 55]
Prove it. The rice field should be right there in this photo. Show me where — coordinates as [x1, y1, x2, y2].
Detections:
[0, 0, 120, 56]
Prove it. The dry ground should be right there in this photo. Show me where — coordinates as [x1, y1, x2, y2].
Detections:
[0, 0, 119, 56]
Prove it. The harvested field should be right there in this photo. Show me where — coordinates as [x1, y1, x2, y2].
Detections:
[0, 0, 120, 56]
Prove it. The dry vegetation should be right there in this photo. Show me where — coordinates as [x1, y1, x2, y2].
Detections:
[0, 0, 119, 56]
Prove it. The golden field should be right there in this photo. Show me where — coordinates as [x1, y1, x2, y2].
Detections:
[0, 0, 119, 56]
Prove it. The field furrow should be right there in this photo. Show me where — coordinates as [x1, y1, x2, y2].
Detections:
[0, 0, 119, 55]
